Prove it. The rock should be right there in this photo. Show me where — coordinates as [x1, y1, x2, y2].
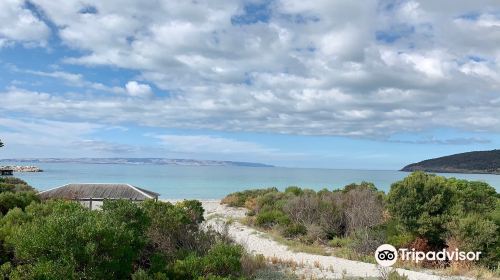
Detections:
[1, 166, 43, 172]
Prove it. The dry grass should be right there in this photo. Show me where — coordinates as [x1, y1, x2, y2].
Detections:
[241, 253, 267, 276]
[220, 194, 239, 206]
[438, 264, 500, 280]
[258, 229, 330, 256]
[313, 260, 322, 269]
[267, 255, 303, 271]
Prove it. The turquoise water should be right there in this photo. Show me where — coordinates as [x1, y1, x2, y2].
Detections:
[4, 162, 500, 199]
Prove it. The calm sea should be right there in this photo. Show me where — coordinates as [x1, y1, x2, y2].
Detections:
[4, 162, 500, 199]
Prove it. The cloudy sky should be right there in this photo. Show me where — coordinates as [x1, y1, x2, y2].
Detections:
[1, 0, 500, 169]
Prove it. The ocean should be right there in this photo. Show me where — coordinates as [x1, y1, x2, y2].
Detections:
[5, 162, 500, 199]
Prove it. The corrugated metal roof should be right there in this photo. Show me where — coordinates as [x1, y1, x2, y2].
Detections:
[38, 183, 160, 200]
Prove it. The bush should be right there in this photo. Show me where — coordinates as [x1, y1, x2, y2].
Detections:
[0, 177, 35, 193]
[0, 191, 39, 215]
[170, 243, 243, 279]
[221, 188, 278, 208]
[342, 185, 384, 234]
[227, 181, 385, 245]
[0, 178, 39, 215]
[283, 194, 320, 226]
[255, 210, 288, 228]
[304, 223, 326, 243]
[383, 219, 415, 248]
[241, 253, 266, 276]
[203, 242, 243, 276]
[284, 186, 303, 196]
[350, 228, 386, 255]
[446, 214, 499, 267]
[449, 179, 497, 214]
[281, 223, 307, 238]
[328, 237, 352, 248]
[491, 198, 500, 226]
[0, 197, 256, 279]
[4, 200, 146, 279]
[256, 191, 286, 212]
[318, 192, 344, 238]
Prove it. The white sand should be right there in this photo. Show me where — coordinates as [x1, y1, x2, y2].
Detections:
[167, 199, 466, 280]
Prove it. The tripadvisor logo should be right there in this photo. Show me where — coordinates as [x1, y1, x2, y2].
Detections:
[375, 244, 398, 267]
[374, 244, 482, 267]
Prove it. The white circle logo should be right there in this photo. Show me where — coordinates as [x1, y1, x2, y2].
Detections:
[375, 244, 398, 267]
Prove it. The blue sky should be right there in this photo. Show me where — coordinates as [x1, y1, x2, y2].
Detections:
[1, 0, 500, 169]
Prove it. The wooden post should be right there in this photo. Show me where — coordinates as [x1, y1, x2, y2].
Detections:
[89, 198, 93, 210]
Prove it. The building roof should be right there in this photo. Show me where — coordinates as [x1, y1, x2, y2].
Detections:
[0, 166, 13, 171]
[38, 183, 160, 200]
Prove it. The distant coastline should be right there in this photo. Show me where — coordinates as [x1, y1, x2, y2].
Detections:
[401, 149, 500, 175]
[0, 158, 274, 168]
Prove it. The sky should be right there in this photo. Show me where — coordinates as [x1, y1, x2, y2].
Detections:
[1, 0, 500, 169]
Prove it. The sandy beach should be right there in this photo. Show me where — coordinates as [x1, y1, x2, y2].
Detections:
[166, 199, 466, 280]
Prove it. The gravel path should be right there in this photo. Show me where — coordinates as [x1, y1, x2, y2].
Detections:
[168, 199, 466, 280]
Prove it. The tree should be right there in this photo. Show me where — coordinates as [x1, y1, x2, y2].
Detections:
[387, 172, 456, 246]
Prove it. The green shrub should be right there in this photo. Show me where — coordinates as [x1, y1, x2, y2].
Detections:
[0, 191, 39, 215]
[203, 243, 243, 277]
[4, 200, 147, 279]
[0, 178, 35, 193]
[449, 179, 497, 214]
[281, 223, 307, 238]
[328, 237, 352, 248]
[447, 214, 499, 267]
[221, 188, 278, 208]
[343, 181, 378, 193]
[178, 199, 205, 224]
[489, 198, 500, 226]
[255, 210, 288, 228]
[171, 254, 205, 279]
[0, 177, 39, 216]
[284, 186, 303, 196]
[171, 243, 243, 279]
[0, 195, 257, 279]
[256, 191, 286, 212]
[384, 220, 415, 248]
[131, 270, 169, 280]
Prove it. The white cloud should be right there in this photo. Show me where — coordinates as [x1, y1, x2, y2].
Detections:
[125, 81, 152, 97]
[0, 117, 100, 148]
[2, 0, 500, 139]
[24, 69, 125, 94]
[156, 134, 276, 155]
[0, 0, 50, 47]
[0, 117, 143, 157]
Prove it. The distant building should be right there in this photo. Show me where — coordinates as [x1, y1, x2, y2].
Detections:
[0, 167, 14, 176]
[38, 183, 160, 210]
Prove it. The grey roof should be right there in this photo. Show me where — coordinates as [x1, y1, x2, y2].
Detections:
[0, 167, 13, 171]
[38, 183, 160, 200]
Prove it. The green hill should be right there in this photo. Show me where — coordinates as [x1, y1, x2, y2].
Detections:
[401, 149, 500, 174]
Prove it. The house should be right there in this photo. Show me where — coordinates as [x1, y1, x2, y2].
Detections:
[38, 183, 160, 210]
[0, 167, 14, 176]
